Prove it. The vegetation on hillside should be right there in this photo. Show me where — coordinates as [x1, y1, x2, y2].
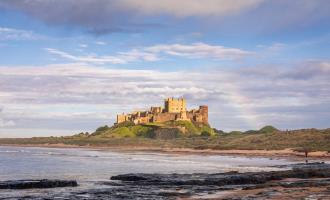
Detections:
[85, 120, 215, 139]
[214, 125, 278, 135]
[0, 124, 329, 152]
[89, 123, 153, 138]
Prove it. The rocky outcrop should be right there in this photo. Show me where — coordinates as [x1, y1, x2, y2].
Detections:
[0, 179, 78, 189]
[243, 178, 330, 190]
[3, 163, 330, 199]
[110, 163, 330, 187]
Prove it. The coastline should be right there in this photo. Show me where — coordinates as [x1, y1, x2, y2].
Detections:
[2, 143, 330, 161]
[2, 144, 330, 199]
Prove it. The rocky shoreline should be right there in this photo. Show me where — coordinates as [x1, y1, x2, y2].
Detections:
[1, 163, 330, 199]
[3, 144, 330, 161]
[0, 179, 78, 190]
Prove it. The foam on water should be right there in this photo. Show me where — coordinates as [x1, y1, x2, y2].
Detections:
[0, 145, 298, 180]
[0, 145, 315, 198]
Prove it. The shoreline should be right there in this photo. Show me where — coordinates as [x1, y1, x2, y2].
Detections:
[1, 143, 330, 161]
[2, 144, 330, 199]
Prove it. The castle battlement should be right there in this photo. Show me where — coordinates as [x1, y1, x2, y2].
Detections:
[116, 97, 208, 125]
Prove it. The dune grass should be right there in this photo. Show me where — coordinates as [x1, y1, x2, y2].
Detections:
[0, 125, 329, 152]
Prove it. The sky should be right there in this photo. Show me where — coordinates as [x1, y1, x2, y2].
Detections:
[0, 0, 330, 137]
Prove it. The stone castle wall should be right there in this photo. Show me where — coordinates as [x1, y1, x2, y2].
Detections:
[164, 97, 186, 113]
[152, 112, 177, 123]
[116, 98, 208, 125]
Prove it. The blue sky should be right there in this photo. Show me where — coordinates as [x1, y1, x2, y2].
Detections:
[0, 0, 329, 137]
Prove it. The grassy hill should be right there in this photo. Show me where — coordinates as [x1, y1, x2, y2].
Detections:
[86, 120, 215, 139]
[0, 123, 330, 152]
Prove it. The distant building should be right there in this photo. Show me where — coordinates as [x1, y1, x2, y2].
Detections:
[116, 97, 208, 125]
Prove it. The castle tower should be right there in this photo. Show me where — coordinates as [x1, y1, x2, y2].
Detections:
[199, 105, 208, 124]
[116, 113, 126, 124]
[164, 97, 186, 113]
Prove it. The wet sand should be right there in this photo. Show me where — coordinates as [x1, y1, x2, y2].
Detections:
[3, 143, 330, 161]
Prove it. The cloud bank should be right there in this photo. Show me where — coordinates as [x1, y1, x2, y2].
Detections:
[1, 0, 329, 34]
[118, 0, 263, 17]
[0, 107, 15, 128]
[0, 61, 329, 137]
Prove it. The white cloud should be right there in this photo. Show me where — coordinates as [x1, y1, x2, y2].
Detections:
[79, 44, 88, 48]
[257, 43, 286, 52]
[45, 43, 251, 65]
[0, 27, 42, 41]
[118, 49, 160, 62]
[95, 41, 106, 45]
[0, 119, 15, 127]
[45, 48, 128, 64]
[0, 107, 15, 127]
[145, 43, 252, 60]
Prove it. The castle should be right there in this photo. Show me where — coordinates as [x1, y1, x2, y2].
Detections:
[116, 97, 208, 125]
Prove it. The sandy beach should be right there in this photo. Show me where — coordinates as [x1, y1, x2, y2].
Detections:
[1, 144, 330, 199]
[2, 143, 330, 161]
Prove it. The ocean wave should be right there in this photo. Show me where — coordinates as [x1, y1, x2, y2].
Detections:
[0, 150, 20, 153]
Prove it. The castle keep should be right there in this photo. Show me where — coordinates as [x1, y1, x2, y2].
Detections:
[116, 97, 208, 125]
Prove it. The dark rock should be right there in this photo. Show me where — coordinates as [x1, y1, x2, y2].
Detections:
[6, 162, 330, 199]
[106, 162, 330, 199]
[0, 179, 78, 189]
[110, 164, 330, 187]
[110, 174, 148, 181]
[278, 179, 330, 188]
[243, 179, 330, 190]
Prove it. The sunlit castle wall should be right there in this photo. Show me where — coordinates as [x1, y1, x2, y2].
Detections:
[164, 97, 186, 113]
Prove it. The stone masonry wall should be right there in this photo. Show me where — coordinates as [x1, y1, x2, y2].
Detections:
[115, 98, 208, 125]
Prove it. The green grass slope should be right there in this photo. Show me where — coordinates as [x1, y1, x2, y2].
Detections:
[87, 120, 215, 139]
[0, 124, 329, 152]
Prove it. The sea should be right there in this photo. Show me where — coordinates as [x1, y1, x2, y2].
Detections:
[0, 146, 309, 198]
